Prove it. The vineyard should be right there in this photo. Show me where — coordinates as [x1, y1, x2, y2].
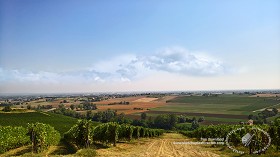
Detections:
[64, 120, 164, 148]
[180, 118, 280, 155]
[1, 115, 280, 156]
[0, 120, 164, 155]
[0, 126, 30, 154]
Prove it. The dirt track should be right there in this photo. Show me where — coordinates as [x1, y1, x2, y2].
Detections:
[96, 133, 220, 157]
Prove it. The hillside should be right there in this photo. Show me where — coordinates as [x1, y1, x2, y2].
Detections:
[0, 111, 78, 134]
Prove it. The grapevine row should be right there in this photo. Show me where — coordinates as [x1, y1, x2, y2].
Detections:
[0, 126, 30, 154]
[0, 122, 60, 154]
[180, 123, 279, 154]
[64, 120, 164, 148]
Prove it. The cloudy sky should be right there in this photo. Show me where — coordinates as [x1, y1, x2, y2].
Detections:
[0, 0, 279, 93]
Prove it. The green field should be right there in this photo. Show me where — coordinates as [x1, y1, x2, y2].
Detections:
[0, 111, 79, 134]
[155, 95, 280, 115]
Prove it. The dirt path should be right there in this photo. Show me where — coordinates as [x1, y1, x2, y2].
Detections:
[96, 133, 221, 157]
[252, 102, 280, 112]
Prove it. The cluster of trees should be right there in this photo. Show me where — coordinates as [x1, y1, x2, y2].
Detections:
[51, 106, 83, 118]
[2, 106, 12, 112]
[248, 108, 278, 124]
[29, 104, 53, 110]
[69, 102, 97, 110]
[131, 113, 203, 130]
[108, 101, 130, 105]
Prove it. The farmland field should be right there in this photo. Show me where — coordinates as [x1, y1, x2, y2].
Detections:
[133, 95, 280, 124]
[95, 96, 175, 115]
[0, 111, 79, 134]
[153, 95, 280, 115]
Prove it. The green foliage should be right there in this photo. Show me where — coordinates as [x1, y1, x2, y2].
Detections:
[132, 126, 141, 139]
[2, 106, 12, 112]
[92, 122, 119, 146]
[154, 114, 177, 130]
[91, 109, 117, 123]
[191, 120, 199, 130]
[65, 120, 164, 147]
[269, 117, 280, 150]
[64, 120, 95, 148]
[27, 122, 60, 153]
[0, 126, 30, 154]
[141, 112, 147, 120]
[118, 124, 134, 141]
[181, 123, 280, 154]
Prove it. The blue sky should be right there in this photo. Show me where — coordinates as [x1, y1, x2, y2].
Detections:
[0, 0, 279, 93]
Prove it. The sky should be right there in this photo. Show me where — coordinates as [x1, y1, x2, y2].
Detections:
[0, 0, 280, 93]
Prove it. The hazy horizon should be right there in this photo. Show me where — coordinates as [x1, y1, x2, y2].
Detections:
[1, 0, 280, 93]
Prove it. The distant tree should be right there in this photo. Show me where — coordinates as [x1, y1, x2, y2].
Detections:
[86, 110, 93, 119]
[2, 106, 12, 112]
[272, 108, 278, 115]
[192, 117, 197, 122]
[141, 112, 147, 120]
[198, 116, 205, 122]
[58, 104, 65, 109]
[248, 114, 254, 120]
[132, 119, 147, 127]
[81, 102, 97, 110]
[169, 114, 177, 128]
[178, 115, 186, 123]
[27, 105, 31, 110]
[191, 120, 199, 130]
[154, 114, 177, 130]
[70, 104, 75, 110]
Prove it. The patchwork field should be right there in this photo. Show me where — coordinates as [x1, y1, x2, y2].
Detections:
[95, 96, 175, 115]
[129, 95, 280, 124]
[154, 95, 280, 115]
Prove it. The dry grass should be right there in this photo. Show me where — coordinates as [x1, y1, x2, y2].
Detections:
[96, 96, 176, 115]
[133, 98, 158, 102]
[96, 133, 221, 157]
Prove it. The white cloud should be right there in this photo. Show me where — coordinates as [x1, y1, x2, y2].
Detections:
[143, 47, 227, 76]
[0, 47, 231, 87]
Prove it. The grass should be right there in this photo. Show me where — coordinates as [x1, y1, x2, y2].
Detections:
[154, 95, 280, 115]
[0, 111, 78, 134]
